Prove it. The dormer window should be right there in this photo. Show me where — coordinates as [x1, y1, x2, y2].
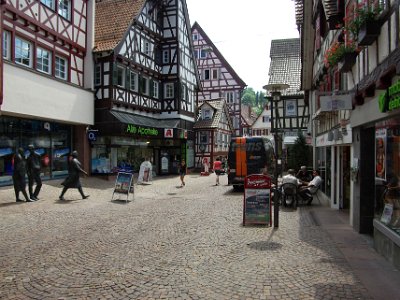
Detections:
[203, 109, 211, 120]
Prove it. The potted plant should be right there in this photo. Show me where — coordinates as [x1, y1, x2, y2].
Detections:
[344, 0, 382, 46]
[324, 41, 359, 71]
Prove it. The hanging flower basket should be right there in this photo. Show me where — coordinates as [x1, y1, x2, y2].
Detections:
[357, 19, 381, 46]
[338, 52, 358, 73]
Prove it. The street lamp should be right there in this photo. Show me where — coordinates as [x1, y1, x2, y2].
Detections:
[263, 83, 289, 228]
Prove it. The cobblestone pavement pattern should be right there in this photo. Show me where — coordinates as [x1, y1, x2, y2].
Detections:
[0, 174, 373, 299]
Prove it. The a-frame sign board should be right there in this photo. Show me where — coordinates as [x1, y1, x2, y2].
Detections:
[112, 172, 134, 203]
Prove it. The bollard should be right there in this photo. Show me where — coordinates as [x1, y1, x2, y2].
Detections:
[274, 188, 279, 228]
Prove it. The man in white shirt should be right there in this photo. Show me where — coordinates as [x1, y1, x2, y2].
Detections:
[299, 170, 322, 205]
[282, 169, 300, 186]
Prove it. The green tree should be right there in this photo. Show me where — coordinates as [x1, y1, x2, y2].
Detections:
[287, 132, 311, 171]
[241, 87, 256, 106]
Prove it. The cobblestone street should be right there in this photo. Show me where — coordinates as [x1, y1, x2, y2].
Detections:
[0, 173, 384, 299]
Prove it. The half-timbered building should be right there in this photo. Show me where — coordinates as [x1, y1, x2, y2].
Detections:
[193, 99, 233, 170]
[241, 104, 257, 136]
[0, 0, 94, 186]
[266, 38, 309, 168]
[297, 0, 400, 268]
[93, 0, 199, 175]
[251, 104, 272, 137]
[191, 22, 246, 137]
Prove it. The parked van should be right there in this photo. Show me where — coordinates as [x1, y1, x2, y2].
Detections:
[227, 136, 275, 190]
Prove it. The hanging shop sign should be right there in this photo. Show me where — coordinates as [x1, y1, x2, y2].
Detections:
[379, 79, 400, 113]
[320, 94, 352, 112]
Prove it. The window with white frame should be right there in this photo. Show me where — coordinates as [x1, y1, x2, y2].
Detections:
[55, 56, 68, 80]
[192, 33, 198, 41]
[162, 50, 169, 64]
[193, 49, 199, 59]
[36, 47, 52, 74]
[164, 83, 174, 98]
[181, 84, 187, 100]
[262, 115, 270, 123]
[129, 71, 138, 91]
[153, 81, 159, 98]
[141, 76, 150, 95]
[15, 37, 32, 67]
[94, 64, 101, 86]
[40, 0, 55, 9]
[2, 31, 10, 60]
[225, 91, 234, 103]
[58, 0, 71, 20]
[142, 39, 153, 56]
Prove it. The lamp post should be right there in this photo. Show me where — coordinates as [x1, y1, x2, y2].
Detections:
[263, 83, 289, 228]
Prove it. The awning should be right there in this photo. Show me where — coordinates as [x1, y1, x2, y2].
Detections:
[283, 136, 298, 145]
[110, 110, 180, 129]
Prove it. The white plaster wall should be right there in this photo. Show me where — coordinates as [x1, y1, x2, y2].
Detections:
[2, 64, 94, 125]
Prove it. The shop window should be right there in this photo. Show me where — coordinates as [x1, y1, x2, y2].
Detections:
[375, 123, 400, 234]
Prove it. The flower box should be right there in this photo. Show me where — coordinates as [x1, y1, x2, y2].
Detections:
[357, 20, 381, 46]
[338, 52, 358, 73]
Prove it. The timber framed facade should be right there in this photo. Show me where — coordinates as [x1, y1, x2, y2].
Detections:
[191, 22, 246, 137]
[297, 0, 400, 269]
[93, 0, 200, 175]
[0, 0, 94, 186]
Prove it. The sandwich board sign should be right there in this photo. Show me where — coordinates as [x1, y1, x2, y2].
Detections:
[112, 172, 134, 203]
[243, 174, 272, 226]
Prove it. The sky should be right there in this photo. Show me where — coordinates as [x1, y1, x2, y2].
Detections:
[185, 0, 300, 92]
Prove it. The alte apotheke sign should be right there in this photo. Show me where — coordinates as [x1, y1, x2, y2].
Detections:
[379, 79, 400, 113]
[126, 124, 158, 136]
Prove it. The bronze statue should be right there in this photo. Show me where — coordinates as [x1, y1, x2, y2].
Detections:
[26, 145, 42, 200]
[13, 147, 33, 202]
[59, 150, 89, 200]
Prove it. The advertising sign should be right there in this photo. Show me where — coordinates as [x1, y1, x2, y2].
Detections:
[243, 174, 272, 226]
[112, 172, 134, 203]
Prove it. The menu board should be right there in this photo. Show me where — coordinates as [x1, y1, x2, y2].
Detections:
[243, 174, 272, 226]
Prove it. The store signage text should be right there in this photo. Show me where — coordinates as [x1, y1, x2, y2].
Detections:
[126, 124, 158, 136]
[379, 79, 400, 112]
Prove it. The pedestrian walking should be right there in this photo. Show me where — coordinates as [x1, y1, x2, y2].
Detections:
[59, 150, 89, 200]
[26, 145, 42, 200]
[13, 147, 33, 202]
[213, 157, 223, 185]
[179, 159, 186, 187]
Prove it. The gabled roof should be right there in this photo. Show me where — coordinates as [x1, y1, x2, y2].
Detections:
[241, 105, 257, 127]
[268, 38, 303, 97]
[192, 22, 246, 87]
[193, 99, 233, 130]
[94, 0, 146, 53]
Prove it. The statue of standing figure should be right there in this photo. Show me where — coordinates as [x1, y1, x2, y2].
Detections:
[26, 145, 42, 201]
[13, 147, 34, 202]
[59, 150, 89, 200]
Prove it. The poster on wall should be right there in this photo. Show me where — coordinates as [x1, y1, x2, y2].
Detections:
[375, 128, 386, 180]
[285, 100, 297, 117]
